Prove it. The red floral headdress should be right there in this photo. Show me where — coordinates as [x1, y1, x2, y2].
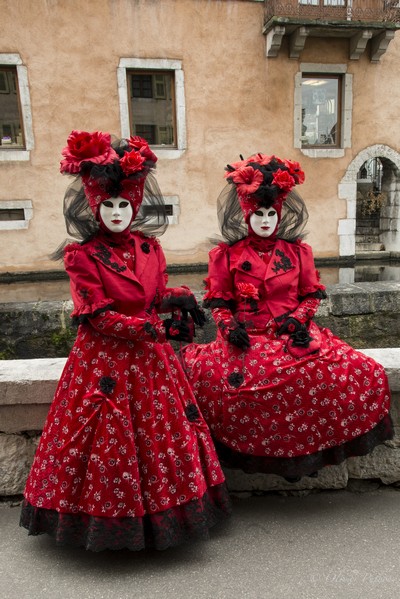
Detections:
[60, 130, 157, 217]
[224, 153, 305, 222]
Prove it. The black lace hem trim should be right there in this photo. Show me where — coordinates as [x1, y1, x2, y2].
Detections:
[214, 415, 394, 477]
[20, 484, 232, 552]
[203, 298, 236, 311]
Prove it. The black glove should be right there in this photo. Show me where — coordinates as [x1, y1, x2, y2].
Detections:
[166, 294, 207, 327]
[228, 325, 251, 349]
[164, 318, 193, 342]
[181, 306, 207, 327]
[278, 318, 313, 349]
[290, 326, 314, 348]
[277, 317, 303, 336]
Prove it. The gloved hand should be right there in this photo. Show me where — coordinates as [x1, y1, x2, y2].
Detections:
[161, 287, 207, 327]
[181, 306, 207, 327]
[228, 324, 251, 349]
[277, 317, 313, 349]
[164, 317, 194, 342]
[277, 317, 303, 336]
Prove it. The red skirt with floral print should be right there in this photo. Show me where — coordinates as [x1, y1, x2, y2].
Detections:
[181, 323, 393, 477]
[20, 324, 231, 550]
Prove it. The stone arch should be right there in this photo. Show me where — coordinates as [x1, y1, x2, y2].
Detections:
[338, 144, 400, 256]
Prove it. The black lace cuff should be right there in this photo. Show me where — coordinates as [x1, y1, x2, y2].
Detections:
[203, 298, 236, 310]
[72, 304, 114, 326]
[298, 289, 327, 302]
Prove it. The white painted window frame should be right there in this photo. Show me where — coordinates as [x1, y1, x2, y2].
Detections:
[0, 200, 33, 230]
[0, 54, 34, 162]
[117, 58, 187, 160]
[164, 195, 180, 225]
[294, 63, 352, 159]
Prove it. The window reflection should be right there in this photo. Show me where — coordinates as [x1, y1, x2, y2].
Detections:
[128, 71, 175, 147]
[301, 75, 340, 147]
[0, 67, 24, 148]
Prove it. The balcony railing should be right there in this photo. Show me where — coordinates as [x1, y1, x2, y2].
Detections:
[265, 0, 400, 24]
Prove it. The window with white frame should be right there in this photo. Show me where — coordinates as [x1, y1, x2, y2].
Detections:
[294, 63, 352, 158]
[0, 54, 34, 161]
[0, 200, 33, 230]
[118, 59, 186, 159]
[301, 75, 341, 148]
[140, 195, 180, 225]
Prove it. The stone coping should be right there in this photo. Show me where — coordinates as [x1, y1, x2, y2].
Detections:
[0, 348, 399, 407]
[0, 349, 398, 436]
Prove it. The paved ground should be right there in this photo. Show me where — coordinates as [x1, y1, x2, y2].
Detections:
[1, 488, 399, 599]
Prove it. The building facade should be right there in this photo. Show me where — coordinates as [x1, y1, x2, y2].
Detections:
[0, 0, 399, 274]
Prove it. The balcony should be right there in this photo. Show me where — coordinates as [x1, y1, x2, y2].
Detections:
[264, 1, 400, 61]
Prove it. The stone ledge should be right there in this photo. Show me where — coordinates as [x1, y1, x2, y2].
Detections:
[0, 349, 399, 429]
[0, 349, 399, 495]
[1, 282, 400, 358]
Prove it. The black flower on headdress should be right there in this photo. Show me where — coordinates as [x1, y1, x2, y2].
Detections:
[141, 242, 150, 254]
[241, 261, 252, 272]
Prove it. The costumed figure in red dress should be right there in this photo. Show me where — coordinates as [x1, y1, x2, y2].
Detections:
[181, 152, 393, 481]
[20, 130, 231, 550]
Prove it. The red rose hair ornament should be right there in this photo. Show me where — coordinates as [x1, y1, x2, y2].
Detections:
[60, 131, 157, 218]
[224, 153, 305, 222]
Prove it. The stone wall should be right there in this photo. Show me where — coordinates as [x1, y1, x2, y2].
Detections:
[1, 281, 400, 359]
[0, 349, 399, 496]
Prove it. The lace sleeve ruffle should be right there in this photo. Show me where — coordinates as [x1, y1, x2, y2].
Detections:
[70, 297, 114, 318]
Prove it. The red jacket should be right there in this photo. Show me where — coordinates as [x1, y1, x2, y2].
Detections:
[204, 238, 325, 327]
[64, 233, 167, 320]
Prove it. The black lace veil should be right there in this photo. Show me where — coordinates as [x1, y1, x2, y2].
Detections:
[213, 183, 309, 246]
[51, 141, 168, 261]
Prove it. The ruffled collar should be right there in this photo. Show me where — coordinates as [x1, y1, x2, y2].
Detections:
[96, 223, 133, 248]
[246, 230, 277, 253]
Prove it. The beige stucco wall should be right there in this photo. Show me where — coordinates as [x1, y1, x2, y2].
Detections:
[0, 0, 399, 273]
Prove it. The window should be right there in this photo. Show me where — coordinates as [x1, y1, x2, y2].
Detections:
[0, 54, 34, 161]
[294, 63, 352, 158]
[128, 70, 175, 146]
[118, 59, 186, 159]
[141, 196, 180, 225]
[0, 200, 33, 230]
[0, 67, 24, 149]
[301, 75, 341, 148]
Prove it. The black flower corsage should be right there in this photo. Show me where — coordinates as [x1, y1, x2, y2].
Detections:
[78, 287, 91, 299]
[185, 403, 200, 422]
[291, 328, 313, 348]
[228, 372, 244, 388]
[141, 242, 151, 254]
[241, 261, 252, 272]
[99, 376, 116, 394]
